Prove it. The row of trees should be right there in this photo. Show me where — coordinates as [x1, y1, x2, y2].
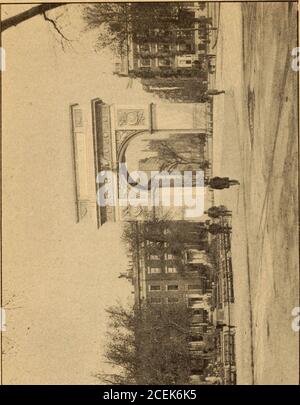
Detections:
[100, 302, 193, 385]
[83, 2, 196, 54]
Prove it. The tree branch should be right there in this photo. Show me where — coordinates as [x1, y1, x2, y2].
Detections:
[43, 10, 70, 41]
[1, 4, 65, 32]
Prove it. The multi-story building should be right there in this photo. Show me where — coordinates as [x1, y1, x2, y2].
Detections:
[119, 3, 211, 75]
[114, 3, 214, 101]
[131, 221, 212, 309]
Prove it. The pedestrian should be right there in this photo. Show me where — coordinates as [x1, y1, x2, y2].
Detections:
[204, 206, 219, 218]
[217, 205, 232, 216]
[208, 177, 240, 190]
[205, 205, 231, 219]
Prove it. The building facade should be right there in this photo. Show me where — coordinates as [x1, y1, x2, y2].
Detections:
[131, 221, 212, 312]
[114, 2, 214, 102]
[115, 2, 212, 77]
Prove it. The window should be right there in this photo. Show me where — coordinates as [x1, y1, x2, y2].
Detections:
[193, 308, 205, 315]
[188, 284, 202, 290]
[190, 335, 203, 342]
[167, 297, 179, 304]
[188, 297, 203, 307]
[149, 254, 160, 260]
[167, 285, 179, 291]
[140, 44, 150, 53]
[149, 285, 161, 291]
[158, 58, 171, 67]
[158, 44, 170, 52]
[148, 267, 161, 274]
[150, 297, 162, 304]
[176, 30, 192, 39]
[140, 58, 151, 67]
[166, 267, 177, 273]
[179, 43, 192, 52]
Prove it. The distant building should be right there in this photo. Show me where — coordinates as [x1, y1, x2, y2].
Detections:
[131, 221, 211, 309]
[114, 2, 214, 102]
[115, 3, 211, 76]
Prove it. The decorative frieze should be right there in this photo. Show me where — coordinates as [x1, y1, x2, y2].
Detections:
[114, 105, 150, 130]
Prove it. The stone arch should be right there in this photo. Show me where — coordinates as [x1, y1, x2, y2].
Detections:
[87, 100, 212, 224]
[116, 130, 150, 192]
[117, 130, 148, 164]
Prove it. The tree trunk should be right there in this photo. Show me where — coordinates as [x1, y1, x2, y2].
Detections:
[1, 4, 65, 32]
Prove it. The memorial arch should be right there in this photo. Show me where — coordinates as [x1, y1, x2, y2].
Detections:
[70, 98, 212, 226]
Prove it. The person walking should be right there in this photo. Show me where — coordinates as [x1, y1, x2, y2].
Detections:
[205, 205, 232, 218]
[208, 177, 240, 190]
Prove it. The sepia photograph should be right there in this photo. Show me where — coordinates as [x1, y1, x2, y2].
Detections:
[0, 0, 299, 387]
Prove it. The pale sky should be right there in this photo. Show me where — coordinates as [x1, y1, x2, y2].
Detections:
[1, 4, 159, 384]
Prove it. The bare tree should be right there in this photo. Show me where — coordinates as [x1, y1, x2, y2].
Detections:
[141, 133, 209, 173]
[103, 301, 193, 384]
[83, 2, 185, 54]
